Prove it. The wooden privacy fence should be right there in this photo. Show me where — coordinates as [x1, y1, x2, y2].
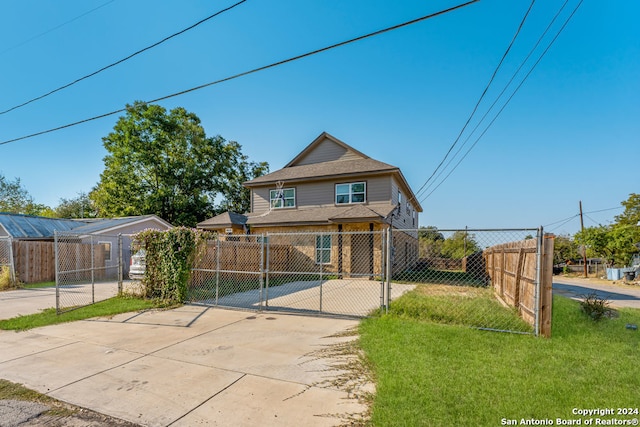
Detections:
[11, 240, 109, 284]
[483, 235, 554, 337]
[12, 241, 55, 284]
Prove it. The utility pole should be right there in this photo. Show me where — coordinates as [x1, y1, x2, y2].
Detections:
[579, 201, 588, 278]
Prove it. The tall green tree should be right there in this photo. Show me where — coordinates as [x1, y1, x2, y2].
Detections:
[0, 173, 50, 215]
[614, 193, 640, 226]
[55, 192, 97, 219]
[418, 226, 445, 257]
[441, 231, 481, 259]
[90, 102, 268, 226]
[553, 235, 580, 266]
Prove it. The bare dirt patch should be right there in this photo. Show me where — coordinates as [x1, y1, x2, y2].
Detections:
[0, 380, 139, 427]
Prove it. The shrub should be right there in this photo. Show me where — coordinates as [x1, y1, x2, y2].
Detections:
[0, 266, 15, 290]
[580, 292, 612, 321]
[133, 227, 211, 304]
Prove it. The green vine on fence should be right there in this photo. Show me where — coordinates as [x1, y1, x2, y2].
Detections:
[133, 227, 212, 303]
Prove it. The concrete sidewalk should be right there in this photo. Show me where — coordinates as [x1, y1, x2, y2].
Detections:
[0, 306, 368, 426]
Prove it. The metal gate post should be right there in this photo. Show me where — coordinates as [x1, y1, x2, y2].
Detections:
[319, 242, 323, 313]
[385, 227, 392, 314]
[55, 231, 60, 314]
[534, 226, 543, 337]
[215, 237, 220, 306]
[91, 235, 95, 303]
[265, 233, 270, 309]
[259, 233, 265, 311]
[118, 234, 123, 294]
[380, 228, 386, 313]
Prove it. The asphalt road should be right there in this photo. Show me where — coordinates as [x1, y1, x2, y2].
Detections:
[553, 275, 640, 309]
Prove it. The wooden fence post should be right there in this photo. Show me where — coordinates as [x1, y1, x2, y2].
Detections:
[539, 234, 554, 338]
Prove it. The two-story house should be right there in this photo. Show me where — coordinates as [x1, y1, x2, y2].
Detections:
[197, 132, 422, 275]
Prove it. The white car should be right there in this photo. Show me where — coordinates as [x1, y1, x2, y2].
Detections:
[128, 250, 146, 280]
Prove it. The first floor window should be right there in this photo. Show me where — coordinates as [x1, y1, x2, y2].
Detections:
[316, 234, 332, 264]
[270, 188, 295, 208]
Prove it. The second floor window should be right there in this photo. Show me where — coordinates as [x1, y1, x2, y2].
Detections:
[270, 188, 295, 208]
[336, 182, 366, 204]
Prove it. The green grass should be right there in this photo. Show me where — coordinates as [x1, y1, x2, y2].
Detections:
[0, 295, 159, 331]
[359, 294, 640, 426]
[392, 268, 486, 286]
[389, 284, 533, 333]
[21, 281, 56, 289]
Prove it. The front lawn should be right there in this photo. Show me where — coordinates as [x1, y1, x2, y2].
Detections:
[359, 293, 640, 426]
[0, 296, 160, 331]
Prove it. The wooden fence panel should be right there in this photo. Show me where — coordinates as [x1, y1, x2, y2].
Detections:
[12, 240, 109, 284]
[484, 236, 554, 337]
[13, 241, 55, 284]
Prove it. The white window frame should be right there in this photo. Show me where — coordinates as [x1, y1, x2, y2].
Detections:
[315, 234, 332, 264]
[270, 188, 295, 209]
[335, 182, 366, 205]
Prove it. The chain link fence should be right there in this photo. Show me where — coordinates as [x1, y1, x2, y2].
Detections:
[0, 236, 16, 287]
[391, 228, 543, 334]
[189, 232, 392, 316]
[188, 228, 551, 335]
[55, 231, 123, 313]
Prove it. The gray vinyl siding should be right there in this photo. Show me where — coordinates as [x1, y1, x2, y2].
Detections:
[251, 175, 393, 214]
[252, 187, 271, 214]
[391, 178, 418, 228]
[295, 139, 362, 166]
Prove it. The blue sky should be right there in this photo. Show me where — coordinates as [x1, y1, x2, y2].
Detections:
[1, 0, 638, 235]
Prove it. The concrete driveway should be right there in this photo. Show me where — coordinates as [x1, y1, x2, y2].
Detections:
[0, 304, 368, 426]
[0, 281, 140, 320]
[553, 276, 640, 309]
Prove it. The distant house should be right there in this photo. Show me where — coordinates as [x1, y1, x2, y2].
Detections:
[0, 213, 172, 283]
[198, 132, 423, 275]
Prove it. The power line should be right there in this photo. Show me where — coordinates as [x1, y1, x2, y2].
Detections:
[418, 0, 584, 204]
[543, 205, 621, 230]
[417, 0, 570, 198]
[548, 216, 579, 232]
[412, 0, 536, 202]
[0, 0, 479, 147]
[545, 214, 579, 228]
[585, 206, 623, 214]
[0, 0, 117, 56]
[0, 0, 247, 116]
[583, 213, 600, 225]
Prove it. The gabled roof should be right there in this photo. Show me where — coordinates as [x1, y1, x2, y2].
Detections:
[243, 131, 423, 213]
[284, 132, 371, 168]
[243, 158, 398, 187]
[0, 213, 81, 239]
[197, 212, 247, 229]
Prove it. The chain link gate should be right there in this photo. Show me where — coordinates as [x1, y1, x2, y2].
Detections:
[189, 231, 391, 317]
[55, 231, 124, 313]
[390, 228, 548, 335]
[188, 228, 551, 335]
[0, 236, 16, 287]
